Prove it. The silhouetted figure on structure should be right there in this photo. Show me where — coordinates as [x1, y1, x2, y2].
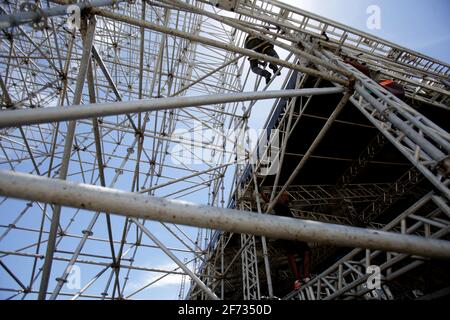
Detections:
[244, 32, 281, 85]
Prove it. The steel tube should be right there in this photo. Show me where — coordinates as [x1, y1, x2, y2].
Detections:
[0, 88, 344, 128]
[37, 16, 97, 300]
[260, 0, 450, 73]
[350, 96, 450, 201]
[0, 0, 122, 29]
[132, 219, 219, 300]
[268, 91, 352, 212]
[92, 8, 349, 86]
[1, 170, 450, 259]
[160, 0, 353, 79]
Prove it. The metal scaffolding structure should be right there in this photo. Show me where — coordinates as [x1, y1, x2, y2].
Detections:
[0, 0, 449, 301]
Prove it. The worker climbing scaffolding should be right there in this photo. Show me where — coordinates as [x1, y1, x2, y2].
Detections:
[0, 0, 448, 304]
[244, 31, 281, 84]
[341, 52, 407, 100]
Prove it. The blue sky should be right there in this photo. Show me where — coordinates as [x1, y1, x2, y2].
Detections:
[0, 0, 449, 300]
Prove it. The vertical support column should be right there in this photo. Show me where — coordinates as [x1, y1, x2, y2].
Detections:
[220, 235, 225, 300]
[236, 118, 261, 300]
[252, 169, 274, 298]
[240, 232, 261, 300]
[37, 15, 97, 300]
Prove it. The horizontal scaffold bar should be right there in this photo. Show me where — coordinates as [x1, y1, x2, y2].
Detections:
[91, 7, 351, 86]
[0, 0, 124, 29]
[0, 88, 344, 128]
[0, 170, 449, 259]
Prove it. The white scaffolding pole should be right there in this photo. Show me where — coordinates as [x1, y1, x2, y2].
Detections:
[0, 88, 344, 128]
[1, 170, 450, 259]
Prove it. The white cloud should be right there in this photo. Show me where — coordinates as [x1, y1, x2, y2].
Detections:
[126, 261, 186, 294]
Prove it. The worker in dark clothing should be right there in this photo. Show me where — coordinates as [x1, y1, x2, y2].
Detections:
[244, 33, 281, 85]
[343, 56, 372, 78]
[260, 191, 311, 290]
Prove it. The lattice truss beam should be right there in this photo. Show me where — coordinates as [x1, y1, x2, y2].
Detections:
[186, 0, 449, 301]
[285, 193, 450, 300]
[0, 0, 449, 301]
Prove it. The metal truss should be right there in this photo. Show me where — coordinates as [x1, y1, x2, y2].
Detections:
[0, 0, 448, 301]
[359, 167, 425, 224]
[240, 232, 260, 300]
[309, 45, 450, 201]
[201, 0, 449, 300]
[238, 0, 450, 109]
[284, 193, 450, 300]
[177, 257, 188, 299]
[337, 133, 388, 186]
[237, 166, 261, 300]
[263, 184, 392, 209]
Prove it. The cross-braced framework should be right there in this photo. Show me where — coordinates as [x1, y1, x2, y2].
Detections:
[0, 0, 449, 301]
